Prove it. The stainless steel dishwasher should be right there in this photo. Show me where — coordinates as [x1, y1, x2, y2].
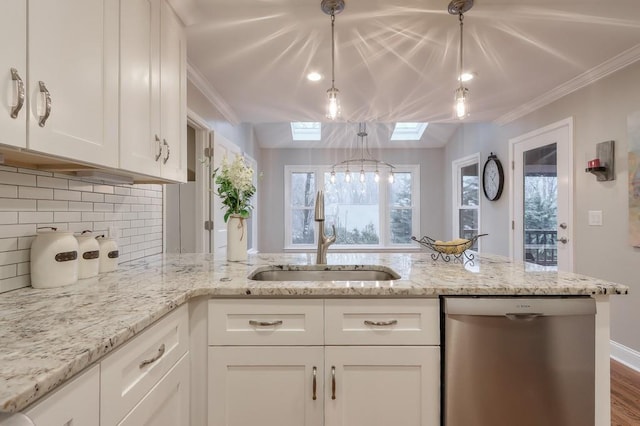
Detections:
[443, 297, 596, 426]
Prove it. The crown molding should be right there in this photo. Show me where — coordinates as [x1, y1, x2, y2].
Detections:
[187, 61, 241, 126]
[495, 43, 640, 126]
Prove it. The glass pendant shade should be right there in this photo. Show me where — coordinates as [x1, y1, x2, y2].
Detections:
[388, 172, 395, 183]
[345, 171, 352, 183]
[374, 170, 380, 183]
[326, 87, 341, 120]
[455, 86, 469, 119]
[359, 169, 366, 183]
[330, 170, 336, 184]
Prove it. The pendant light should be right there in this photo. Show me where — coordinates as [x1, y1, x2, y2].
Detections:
[321, 0, 345, 120]
[449, 0, 473, 119]
[330, 123, 395, 184]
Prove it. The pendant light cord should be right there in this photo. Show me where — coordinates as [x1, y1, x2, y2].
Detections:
[458, 12, 464, 88]
[331, 12, 336, 89]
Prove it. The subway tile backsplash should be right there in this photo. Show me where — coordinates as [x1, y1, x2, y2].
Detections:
[0, 165, 163, 293]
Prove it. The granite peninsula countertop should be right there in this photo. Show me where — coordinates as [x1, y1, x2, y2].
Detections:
[0, 252, 629, 413]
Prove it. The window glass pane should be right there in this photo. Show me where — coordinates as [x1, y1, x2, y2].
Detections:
[291, 172, 315, 207]
[291, 209, 315, 244]
[390, 172, 412, 207]
[325, 172, 380, 245]
[460, 163, 478, 206]
[390, 209, 412, 243]
[459, 209, 479, 249]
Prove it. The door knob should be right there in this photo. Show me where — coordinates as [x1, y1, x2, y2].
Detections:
[558, 237, 569, 244]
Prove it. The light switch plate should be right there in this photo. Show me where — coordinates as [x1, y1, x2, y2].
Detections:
[588, 210, 603, 226]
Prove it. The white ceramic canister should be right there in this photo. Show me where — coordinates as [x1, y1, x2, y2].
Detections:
[75, 230, 100, 279]
[30, 227, 79, 288]
[96, 235, 119, 273]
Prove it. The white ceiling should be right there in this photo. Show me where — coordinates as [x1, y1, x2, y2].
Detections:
[171, 0, 640, 147]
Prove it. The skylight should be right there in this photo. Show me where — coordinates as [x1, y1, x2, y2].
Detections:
[291, 122, 321, 141]
[390, 122, 429, 141]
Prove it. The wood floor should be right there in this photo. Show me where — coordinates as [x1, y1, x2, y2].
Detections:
[611, 359, 640, 426]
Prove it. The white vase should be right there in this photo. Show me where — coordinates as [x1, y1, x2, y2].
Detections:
[227, 215, 248, 261]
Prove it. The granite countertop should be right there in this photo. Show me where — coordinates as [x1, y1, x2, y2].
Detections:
[0, 252, 629, 413]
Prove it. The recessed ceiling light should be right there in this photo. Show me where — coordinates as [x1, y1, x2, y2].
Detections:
[459, 72, 476, 82]
[306, 72, 323, 82]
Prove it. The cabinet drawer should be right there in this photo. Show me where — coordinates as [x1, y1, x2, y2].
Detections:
[325, 299, 440, 345]
[209, 299, 324, 346]
[101, 305, 189, 426]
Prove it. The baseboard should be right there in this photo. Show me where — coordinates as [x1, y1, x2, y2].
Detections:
[611, 340, 640, 372]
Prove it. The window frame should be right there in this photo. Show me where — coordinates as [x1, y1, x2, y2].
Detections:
[451, 153, 481, 251]
[284, 165, 420, 251]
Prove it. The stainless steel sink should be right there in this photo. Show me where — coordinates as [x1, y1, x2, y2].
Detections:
[248, 265, 400, 281]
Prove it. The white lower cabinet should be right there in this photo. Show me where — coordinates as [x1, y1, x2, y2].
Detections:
[325, 346, 440, 426]
[208, 298, 441, 426]
[209, 346, 324, 426]
[24, 365, 100, 426]
[118, 352, 190, 426]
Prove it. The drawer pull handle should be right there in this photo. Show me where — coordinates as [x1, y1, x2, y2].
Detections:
[364, 319, 398, 327]
[249, 320, 283, 327]
[331, 366, 336, 400]
[154, 135, 162, 161]
[139, 343, 166, 369]
[312, 366, 317, 400]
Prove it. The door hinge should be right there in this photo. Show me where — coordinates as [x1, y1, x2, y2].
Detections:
[512, 220, 515, 230]
[204, 147, 213, 159]
[511, 160, 515, 170]
[204, 220, 214, 231]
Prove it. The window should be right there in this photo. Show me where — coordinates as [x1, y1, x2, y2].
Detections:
[285, 166, 420, 249]
[390, 123, 429, 141]
[290, 122, 321, 141]
[452, 154, 480, 250]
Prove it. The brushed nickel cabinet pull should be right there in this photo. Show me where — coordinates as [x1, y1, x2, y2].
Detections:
[163, 139, 170, 164]
[312, 366, 317, 401]
[155, 135, 162, 161]
[248, 320, 283, 327]
[139, 343, 165, 369]
[505, 313, 543, 322]
[331, 366, 336, 400]
[364, 319, 398, 327]
[38, 81, 51, 127]
[10, 68, 24, 118]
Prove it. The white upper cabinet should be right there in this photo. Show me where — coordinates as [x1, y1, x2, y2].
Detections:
[28, 0, 119, 167]
[120, 0, 186, 182]
[0, 0, 27, 149]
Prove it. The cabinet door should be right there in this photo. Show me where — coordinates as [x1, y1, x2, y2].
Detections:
[325, 346, 440, 426]
[0, 0, 26, 148]
[118, 353, 190, 426]
[25, 365, 100, 426]
[119, 0, 162, 177]
[159, 0, 187, 182]
[28, 0, 118, 167]
[209, 346, 324, 426]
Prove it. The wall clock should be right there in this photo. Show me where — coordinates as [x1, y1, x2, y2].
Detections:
[482, 152, 504, 201]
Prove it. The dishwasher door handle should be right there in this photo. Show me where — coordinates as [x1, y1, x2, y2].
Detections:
[505, 313, 543, 321]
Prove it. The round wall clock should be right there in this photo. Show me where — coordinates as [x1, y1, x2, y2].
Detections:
[482, 152, 504, 201]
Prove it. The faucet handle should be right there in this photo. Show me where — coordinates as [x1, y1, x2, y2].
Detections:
[328, 224, 337, 244]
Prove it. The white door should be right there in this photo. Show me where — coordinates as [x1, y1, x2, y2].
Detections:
[211, 132, 241, 255]
[510, 118, 574, 271]
[324, 346, 440, 426]
[119, 0, 162, 177]
[159, 0, 187, 181]
[208, 346, 324, 426]
[28, 0, 119, 167]
[0, 0, 26, 148]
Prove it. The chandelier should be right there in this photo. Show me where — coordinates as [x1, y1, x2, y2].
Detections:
[449, 0, 473, 119]
[330, 123, 396, 184]
[321, 0, 345, 120]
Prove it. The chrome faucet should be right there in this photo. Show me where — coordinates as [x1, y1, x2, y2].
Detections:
[315, 190, 336, 264]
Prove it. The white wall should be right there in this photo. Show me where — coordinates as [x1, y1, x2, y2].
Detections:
[259, 147, 445, 252]
[444, 60, 640, 354]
